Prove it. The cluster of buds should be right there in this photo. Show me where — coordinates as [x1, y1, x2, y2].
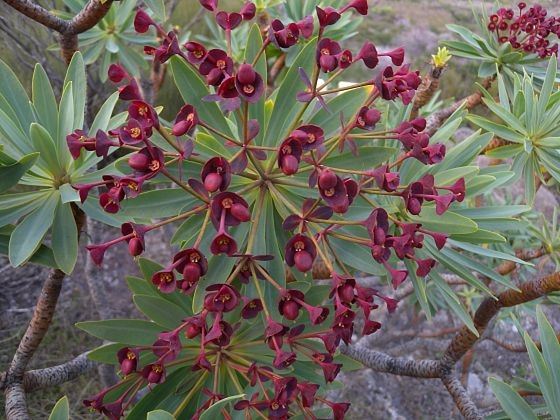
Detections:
[488, 2, 560, 57]
[79, 1, 467, 418]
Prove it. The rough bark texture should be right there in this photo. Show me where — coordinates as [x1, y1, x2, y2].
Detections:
[340, 344, 441, 378]
[410, 65, 445, 119]
[441, 375, 483, 420]
[425, 76, 494, 136]
[2, 0, 113, 64]
[3, 207, 85, 420]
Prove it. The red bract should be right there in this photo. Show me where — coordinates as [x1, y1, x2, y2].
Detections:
[340, 0, 368, 15]
[184, 42, 207, 64]
[378, 65, 422, 104]
[199, 49, 233, 86]
[269, 19, 300, 48]
[355, 106, 381, 130]
[316, 38, 342, 73]
[142, 363, 165, 384]
[240, 2, 256, 20]
[67, 129, 95, 159]
[117, 347, 139, 375]
[204, 283, 240, 312]
[316, 6, 341, 28]
[216, 11, 242, 30]
[235, 64, 264, 103]
[278, 135, 303, 175]
[172, 104, 199, 136]
[199, 0, 217, 11]
[356, 41, 379, 68]
[210, 230, 238, 256]
[285, 234, 316, 272]
[134, 9, 157, 33]
[210, 191, 250, 229]
[108, 63, 129, 83]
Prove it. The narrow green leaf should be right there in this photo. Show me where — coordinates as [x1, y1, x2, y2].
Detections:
[147, 410, 175, 420]
[524, 331, 558, 419]
[57, 82, 75, 171]
[467, 115, 526, 143]
[265, 38, 316, 147]
[244, 24, 267, 145]
[30, 122, 61, 176]
[76, 319, 163, 346]
[0, 152, 39, 193]
[169, 57, 233, 138]
[536, 306, 560, 418]
[52, 202, 78, 274]
[411, 208, 478, 234]
[48, 396, 70, 420]
[489, 378, 538, 420]
[133, 295, 188, 330]
[327, 146, 397, 170]
[143, 0, 166, 20]
[63, 52, 86, 129]
[432, 271, 477, 335]
[120, 189, 196, 218]
[32, 64, 58, 137]
[0, 58, 34, 130]
[199, 394, 245, 420]
[9, 191, 58, 267]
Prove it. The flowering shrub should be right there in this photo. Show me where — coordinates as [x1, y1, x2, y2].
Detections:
[1, 1, 559, 419]
[70, 1, 475, 417]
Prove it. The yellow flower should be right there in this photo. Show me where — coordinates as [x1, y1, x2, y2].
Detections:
[432, 47, 452, 68]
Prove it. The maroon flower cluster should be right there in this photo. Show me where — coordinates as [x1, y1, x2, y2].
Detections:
[78, 1, 467, 418]
[488, 2, 559, 57]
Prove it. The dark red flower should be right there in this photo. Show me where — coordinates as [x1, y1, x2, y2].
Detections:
[151, 270, 176, 293]
[216, 11, 243, 30]
[192, 350, 212, 371]
[204, 283, 240, 312]
[118, 118, 145, 145]
[240, 2, 256, 20]
[129, 101, 159, 130]
[199, 49, 234, 86]
[316, 38, 342, 73]
[142, 363, 165, 384]
[356, 41, 379, 68]
[199, 0, 217, 11]
[121, 222, 146, 257]
[67, 130, 95, 159]
[278, 289, 305, 320]
[295, 124, 324, 151]
[380, 47, 405, 66]
[355, 106, 381, 130]
[241, 298, 263, 319]
[340, 0, 368, 15]
[210, 230, 238, 256]
[116, 347, 138, 375]
[235, 64, 264, 103]
[210, 191, 250, 229]
[278, 136, 303, 175]
[284, 234, 317, 272]
[185, 42, 207, 64]
[172, 104, 199, 136]
[316, 6, 341, 28]
[297, 15, 314, 38]
[108, 63, 129, 83]
[324, 400, 351, 420]
[134, 9, 157, 33]
[269, 19, 300, 48]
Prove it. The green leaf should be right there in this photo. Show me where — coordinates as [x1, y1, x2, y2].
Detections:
[89, 92, 119, 136]
[536, 306, 560, 418]
[57, 82, 75, 171]
[144, 0, 166, 20]
[244, 24, 267, 145]
[537, 56, 557, 120]
[327, 146, 397, 170]
[0, 152, 39, 193]
[169, 57, 233, 138]
[447, 240, 531, 265]
[133, 295, 188, 330]
[48, 396, 70, 420]
[489, 378, 537, 420]
[411, 208, 478, 234]
[0, 231, 57, 268]
[450, 229, 506, 244]
[76, 319, 163, 346]
[199, 394, 245, 420]
[524, 329, 560, 419]
[63, 52, 86, 130]
[147, 410, 175, 420]
[32, 64, 58, 138]
[0, 58, 34, 130]
[264, 38, 316, 147]
[120, 189, 196, 218]
[9, 191, 58, 267]
[467, 115, 526, 143]
[51, 202, 78, 274]
[432, 271, 477, 335]
[30, 122, 62, 176]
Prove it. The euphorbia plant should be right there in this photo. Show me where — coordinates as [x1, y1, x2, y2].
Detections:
[68, 1, 524, 418]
